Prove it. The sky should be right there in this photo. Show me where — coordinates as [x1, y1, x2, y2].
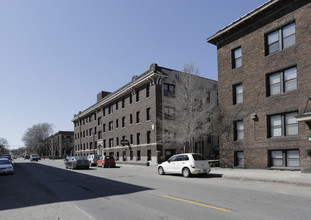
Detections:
[0, 0, 268, 149]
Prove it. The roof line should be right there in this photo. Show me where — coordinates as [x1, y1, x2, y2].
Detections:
[207, 0, 278, 44]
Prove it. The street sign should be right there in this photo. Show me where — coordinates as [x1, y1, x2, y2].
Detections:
[121, 140, 129, 146]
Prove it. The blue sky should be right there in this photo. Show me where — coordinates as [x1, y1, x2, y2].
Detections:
[0, 0, 267, 149]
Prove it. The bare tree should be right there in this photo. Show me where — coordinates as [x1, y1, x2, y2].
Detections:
[158, 63, 218, 154]
[0, 137, 10, 154]
[22, 123, 54, 156]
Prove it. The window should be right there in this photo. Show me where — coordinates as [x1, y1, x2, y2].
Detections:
[267, 67, 297, 96]
[136, 111, 140, 123]
[234, 120, 244, 141]
[89, 128, 93, 136]
[109, 138, 114, 148]
[109, 121, 114, 131]
[269, 112, 298, 137]
[146, 108, 151, 121]
[270, 150, 300, 167]
[130, 114, 133, 124]
[147, 150, 151, 161]
[206, 91, 210, 104]
[147, 131, 151, 144]
[103, 124, 106, 132]
[103, 139, 106, 148]
[130, 134, 133, 144]
[136, 90, 140, 102]
[164, 83, 175, 97]
[122, 117, 126, 128]
[98, 131, 102, 140]
[233, 84, 243, 104]
[146, 85, 150, 97]
[232, 47, 242, 69]
[116, 101, 119, 110]
[266, 22, 296, 55]
[116, 119, 119, 128]
[122, 98, 125, 108]
[98, 117, 102, 126]
[116, 137, 119, 146]
[129, 93, 132, 104]
[137, 133, 140, 145]
[137, 150, 141, 161]
[235, 151, 245, 167]
[109, 105, 113, 114]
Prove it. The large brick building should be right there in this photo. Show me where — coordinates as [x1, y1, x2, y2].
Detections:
[49, 131, 74, 158]
[72, 64, 218, 165]
[207, 0, 311, 172]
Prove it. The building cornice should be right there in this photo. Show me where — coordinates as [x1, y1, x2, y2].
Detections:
[72, 64, 167, 122]
[207, 0, 279, 45]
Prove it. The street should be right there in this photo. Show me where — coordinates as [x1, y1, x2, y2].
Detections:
[1, 159, 311, 220]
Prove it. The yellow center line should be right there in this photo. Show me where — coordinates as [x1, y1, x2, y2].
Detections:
[162, 195, 232, 213]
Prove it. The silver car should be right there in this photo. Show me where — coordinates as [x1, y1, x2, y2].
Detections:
[0, 158, 14, 175]
[158, 153, 211, 178]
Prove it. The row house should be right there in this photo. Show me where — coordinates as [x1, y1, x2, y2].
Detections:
[207, 0, 311, 172]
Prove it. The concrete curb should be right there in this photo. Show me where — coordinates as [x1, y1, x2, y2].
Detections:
[211, 168, 311, 186]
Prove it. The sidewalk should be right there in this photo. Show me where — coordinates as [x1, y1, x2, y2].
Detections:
[210, 167, 311, 186]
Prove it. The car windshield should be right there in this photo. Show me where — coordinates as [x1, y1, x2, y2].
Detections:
[192, 154, 207, 161]
[0, 160, 10, 165]
[76, 157, 87, 160]
[105, 156, 114, 159]
[0, 156, 11, 160]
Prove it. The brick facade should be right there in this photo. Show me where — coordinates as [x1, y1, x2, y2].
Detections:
[72, 64, 218, 165]
[208, 0, 311, 171]
[49, 131, 74, 158]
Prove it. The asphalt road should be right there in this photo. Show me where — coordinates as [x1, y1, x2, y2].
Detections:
[1, 159, 311, 220]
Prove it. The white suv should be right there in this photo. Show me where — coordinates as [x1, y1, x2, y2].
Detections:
[87, 154, 100, 166]
[157, 153, 211, 178]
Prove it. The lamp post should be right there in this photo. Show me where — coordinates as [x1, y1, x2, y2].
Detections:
[93, 132, 96, 155]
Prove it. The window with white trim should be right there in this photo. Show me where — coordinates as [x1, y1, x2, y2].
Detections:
[266, 22, 296, 55]
[268, 112, 298, 138]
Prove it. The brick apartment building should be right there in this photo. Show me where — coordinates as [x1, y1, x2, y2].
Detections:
[72, 64, 218, 165]
[49, 131, 74, 158]
[207, 0, 311, 172]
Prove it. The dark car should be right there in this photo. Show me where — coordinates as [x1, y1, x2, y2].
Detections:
[30, 155, 40, 161]
[97, 155, 116, 168]
[65, 156, 89, 170]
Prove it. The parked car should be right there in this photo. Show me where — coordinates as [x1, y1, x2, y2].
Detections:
[97, 155, 116, 168]
[157, 153, 211, 178]
[65, 156, 89, 169]
[0, 154, 12, 163]
[87, 154, 100, 166]
[24, 155, 30, 159]
[0, 158, 14, 174]
[30, 155, 40, 162]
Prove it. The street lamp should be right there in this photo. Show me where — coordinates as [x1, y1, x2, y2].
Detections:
[92, 132, 96, 155]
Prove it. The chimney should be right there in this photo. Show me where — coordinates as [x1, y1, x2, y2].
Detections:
[97, 91, 111, 103]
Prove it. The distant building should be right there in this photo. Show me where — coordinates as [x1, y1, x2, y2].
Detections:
[49, 131, 74, 158]
[207, 0, 311, 172]
[72, 64, 218, 165]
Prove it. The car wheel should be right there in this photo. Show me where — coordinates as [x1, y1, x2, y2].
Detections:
[182, 168, 191, 178]
[158, 166, 165, 175]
